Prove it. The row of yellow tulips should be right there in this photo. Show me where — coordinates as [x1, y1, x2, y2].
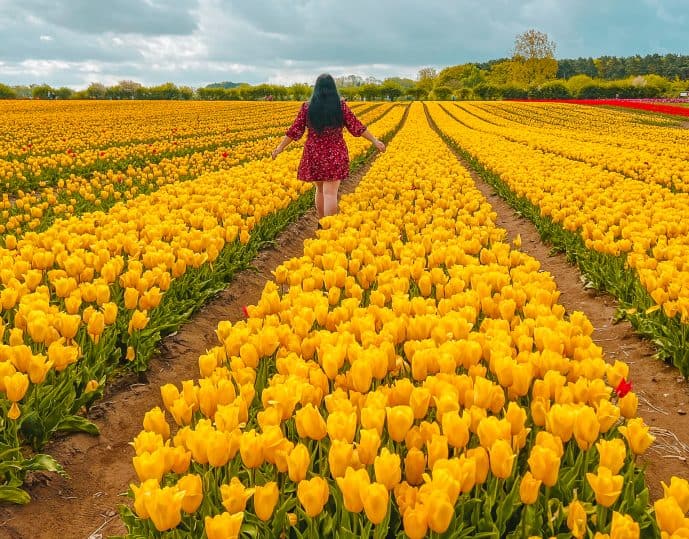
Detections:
[0, 103, 408, 503]
[427, 102, 689, 375]
[464, 102, 689, 192]
[122, 103, 683, 538]
[0, 101, 370, 160]
[0, 103, 391, 238]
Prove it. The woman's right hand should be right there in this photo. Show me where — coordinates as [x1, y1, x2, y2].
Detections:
[374, 139, 386, 153]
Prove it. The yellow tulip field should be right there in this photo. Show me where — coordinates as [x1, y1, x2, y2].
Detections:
[0, 100, 405, 504]
[1, 100, 688, 538]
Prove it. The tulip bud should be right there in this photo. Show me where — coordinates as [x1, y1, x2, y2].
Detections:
[661, 476, 689, 513]
[143, 406, 170, 440]
[386, 405, 414, 443]
[336, 467, 370, 513]
[566, 500, 587, 539]
[176, 474, 203, 514]
[220, 477, 255, 514]
[404, 447, 426, 486]
[586, 466, 623, 507]
[253, 482, 279, 522]
[403, 504, 429, 539]
[519, 471, 541, 505]
[204, 512, 244, 539]
[361, 482, 389, 525]
[618, 418, 654, 455]
[374, 447, 402, 490]
[287, 443, 310, 483]
[297, 477, 329, 517]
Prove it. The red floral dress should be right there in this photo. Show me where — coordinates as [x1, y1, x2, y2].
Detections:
[286, 100, 367, 181]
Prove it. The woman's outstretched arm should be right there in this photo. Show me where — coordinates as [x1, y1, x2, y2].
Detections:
[271, 135, 293, 159]
[361, 129, 386, 152]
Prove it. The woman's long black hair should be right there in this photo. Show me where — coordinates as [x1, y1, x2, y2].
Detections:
[308, 74, 343, 133]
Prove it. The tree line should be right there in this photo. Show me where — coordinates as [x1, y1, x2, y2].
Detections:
[2, 31, 688, 101]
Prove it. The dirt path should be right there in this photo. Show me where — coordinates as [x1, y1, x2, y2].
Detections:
[425, 111, 689, 499]
[0, 142, 388, 539]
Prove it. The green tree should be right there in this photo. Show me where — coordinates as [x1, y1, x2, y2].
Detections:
[0, 83, 17, 99]
[432, 86, 453, 100]
[512, 29, 558, 85]
[289, 83, 311, 100]
[85, 82, 107, 99]
[380, 80, 403, 100]
[359, 84, 380, 101]
[55, 87, 74, 99]
[416, 67, 437, 92]
[31, 84, 55, 99]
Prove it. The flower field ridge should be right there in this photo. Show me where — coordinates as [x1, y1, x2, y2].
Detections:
[122, 103, 684, 539]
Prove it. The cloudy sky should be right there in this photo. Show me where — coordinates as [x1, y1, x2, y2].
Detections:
[0, 0, 687, 89]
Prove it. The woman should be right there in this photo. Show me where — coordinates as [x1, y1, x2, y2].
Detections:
[271, 74, 386, 219]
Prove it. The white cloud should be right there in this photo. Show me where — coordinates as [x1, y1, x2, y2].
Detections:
[0, 0, 686, 88]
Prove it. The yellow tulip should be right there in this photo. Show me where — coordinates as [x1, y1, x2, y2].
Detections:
[176, 473, 203, 514]
[489, 439, 516, 479]
[546, 404, 575, 442]
[327, 410, 357, 443]
[427, 434, 449, 469]
[143, 406, 170, 440]
[130, 478, 160, 519]
[596, 399, 621, 433]
[618, 418, 654, 455]
[573, 405, 600, 450]
[609, 511, 640, 539]
[519, 471, 541, 505]
[356, 428, 381, 466]
[586, 466, 623, 507]
[169, 397, 193, 426]
[374, 447, 402, 490]
[336, 467, 370, 513]
[253, 482, 279, 522]
[328, 439, 353, 478]
[239, 429, 264, 468]
[566, 500, 587, 539]
[205, 511, 244, 539]
[130, 430, 164, 455]
[409, 386, 432, 419]
[297, 477, 329, 517]
[220, 477, 255, 514]
[4, 372, 29, 402]
[441, 411, 470, 449]
[128, 309, 149, 333]
[295, 403, 327, 440]
[527, 445, 560, 487]
[426, 490, 454, 533]
[596, 438, 626, 475]
[655, 497, 687, 535]
[662, 476, 689, 513]
[287, 443, 310, 483]
[403, 504, 429, 539]
[361, 482, 389, 525]
[466, 446, 489, 484]
[386, 405, 415, 442]
[618, 392, 639, 419]
[143, 485, 185, 532]
[28, 353, 52, 384]
[404, 447, 426, 486]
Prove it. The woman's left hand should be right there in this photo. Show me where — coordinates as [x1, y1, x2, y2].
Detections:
[271, 148, 280, 160]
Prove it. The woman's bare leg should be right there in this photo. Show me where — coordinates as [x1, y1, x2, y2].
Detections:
[322, 180, 341, 217]
[314, 181, 324, 218]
